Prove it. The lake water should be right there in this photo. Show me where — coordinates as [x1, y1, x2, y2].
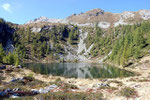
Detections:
[23, 63, 135, 79]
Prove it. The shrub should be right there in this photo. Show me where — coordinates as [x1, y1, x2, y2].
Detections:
[6, 92, 103, 100]
[55, 78, 61, 83]
[0, 44, 5, 63]
[99, 86, 117, 90]
[2, 52, 19, 66]
[27, 73, 34, 78]
[120, 87, 137, 98]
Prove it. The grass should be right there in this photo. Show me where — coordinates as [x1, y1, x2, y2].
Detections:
[3, 76, 103, 100]
[119, 87, 138, 98]
[6, 92, 104, 100]
[144, 60, 149, 63]
[0, 76, 46, 90]
[62, 83, 78, 90]
[49, 78, 78, 92]
[129, 78, 150, 82]
[99, 86, 117, 90]
[108, 80, 123, 86]
[138, 78, 150, 82]
[129, 78, 137, 82]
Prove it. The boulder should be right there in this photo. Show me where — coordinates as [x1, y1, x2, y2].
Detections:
[93, 83, 110, 88]
[0, 65, 6, 70]
[39, 88, 48, 93]
[0, 91, 7, 97]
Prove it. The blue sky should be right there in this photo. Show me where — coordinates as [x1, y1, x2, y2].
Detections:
[0, 0, 150, 24]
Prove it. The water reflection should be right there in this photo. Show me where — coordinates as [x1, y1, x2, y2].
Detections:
[23, 63, 135, 78]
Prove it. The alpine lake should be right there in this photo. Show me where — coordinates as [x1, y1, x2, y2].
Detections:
[22, 63, 136, 79]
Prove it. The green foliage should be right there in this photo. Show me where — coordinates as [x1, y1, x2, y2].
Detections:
[84, 21, 150, 66]
[2, 52, 19, 66]
[0, 18, 5, 24]
[68, 26, 79, 44]
[1, 18, 150, 65]
[85, 26, 114, 57]
[108, 21, 150, 66]
[26, 27, 31, 43]
[0, 44, 5, 62]
[27, 73, 34, 78]
[13, 24, 79, 61]
[147, 32, 150, 44]
[1, 44, 20, 66]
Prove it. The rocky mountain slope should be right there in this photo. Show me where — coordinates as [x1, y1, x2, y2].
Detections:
[27, 9, 150, 28]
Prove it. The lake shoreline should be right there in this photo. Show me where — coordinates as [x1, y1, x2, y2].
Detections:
[1, 57, 150, 100]
[1, 55, 150, 99]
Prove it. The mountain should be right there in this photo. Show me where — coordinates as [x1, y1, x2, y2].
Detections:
[27, 9, 150, 28]
[0, 9, 150, 67]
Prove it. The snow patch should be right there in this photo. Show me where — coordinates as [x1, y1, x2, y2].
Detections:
[98, 22, 110, 28]
[139, 10, 150, 20]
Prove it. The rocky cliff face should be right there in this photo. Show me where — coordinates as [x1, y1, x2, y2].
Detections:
[0, 19, 15, 52]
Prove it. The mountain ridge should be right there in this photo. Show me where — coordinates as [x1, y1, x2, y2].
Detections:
[26, 8, 150, 28]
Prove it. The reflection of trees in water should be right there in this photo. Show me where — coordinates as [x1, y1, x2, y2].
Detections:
[24, 63, 134, 78]
[60, 63, 93, 78]
[89, 64, 134, 78]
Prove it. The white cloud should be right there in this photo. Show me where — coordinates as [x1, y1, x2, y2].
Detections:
[2, 3, 12, 13]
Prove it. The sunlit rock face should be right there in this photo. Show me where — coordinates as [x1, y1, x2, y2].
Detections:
[26, 9, 150, 29]
[139, 10, 150, 20]
[98, 22, 110, 29]
[31, 27, 41, 33]
[27, 16, 68, 24]
[121, 11, 135, 19]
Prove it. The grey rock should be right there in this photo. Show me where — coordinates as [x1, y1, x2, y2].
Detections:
[39, 88, 48, 94]
[31, 27, 41, 33]
[10, 95, 19, 98]
[93, 83, 110, 88]
[13, 88, 21, 92]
